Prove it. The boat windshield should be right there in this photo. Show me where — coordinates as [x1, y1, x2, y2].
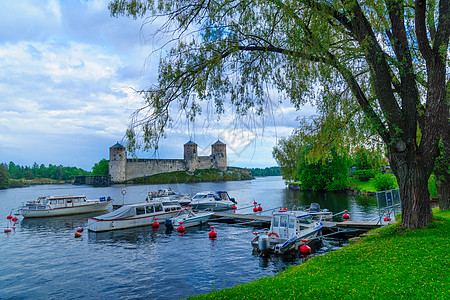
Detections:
[193, 194, 206, 199]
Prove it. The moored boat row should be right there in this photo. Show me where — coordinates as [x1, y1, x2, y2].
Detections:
[13, 190, 335, 257]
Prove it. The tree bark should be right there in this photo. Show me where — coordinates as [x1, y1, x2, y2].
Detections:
[389, 146, 434, 229]
[437, 182, 450, 210]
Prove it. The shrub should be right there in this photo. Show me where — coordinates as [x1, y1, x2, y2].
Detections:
[374, 174, 396, 191]
[353, 169, 376, 181]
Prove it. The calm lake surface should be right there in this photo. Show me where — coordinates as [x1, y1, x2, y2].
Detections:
[0, 176, 379, 299]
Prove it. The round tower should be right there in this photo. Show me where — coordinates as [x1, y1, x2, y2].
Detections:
[184, 140, 198, 172]
[211, 140, 227, 170]
[109, 142, 127, 183]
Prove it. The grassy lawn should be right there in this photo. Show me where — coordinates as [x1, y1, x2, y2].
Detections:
[190, 208, 450, 299]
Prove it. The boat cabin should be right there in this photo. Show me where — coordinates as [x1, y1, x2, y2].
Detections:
[270, 210, 315, 240]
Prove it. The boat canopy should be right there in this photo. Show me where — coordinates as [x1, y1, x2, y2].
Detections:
[94, 205, 136, 220]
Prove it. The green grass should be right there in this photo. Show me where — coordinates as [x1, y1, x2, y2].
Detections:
[190, 208, 450, 299]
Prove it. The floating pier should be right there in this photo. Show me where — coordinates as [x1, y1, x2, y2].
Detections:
[211, 212, 382, 238]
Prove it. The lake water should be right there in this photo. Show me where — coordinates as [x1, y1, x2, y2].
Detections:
[0, 177, 379, 299]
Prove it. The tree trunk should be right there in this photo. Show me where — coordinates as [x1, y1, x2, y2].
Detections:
[389, 148, 434, 229]
[437, 181, 450, 210]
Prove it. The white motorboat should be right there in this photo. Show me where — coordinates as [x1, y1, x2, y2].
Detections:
[87, 200, 182, 232]
[168, 209, 214, 229]
[146, 189, 192, 206]
[251, 209, 323, 255]
[190, 191, 236, 211]
[19, 195, 112, 218]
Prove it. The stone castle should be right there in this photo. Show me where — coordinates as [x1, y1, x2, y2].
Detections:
[109, 140, 227, 183]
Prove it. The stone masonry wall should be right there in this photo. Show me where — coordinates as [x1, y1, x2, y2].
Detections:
[197, 156, 213, 170]
[125, 159, 186, 181]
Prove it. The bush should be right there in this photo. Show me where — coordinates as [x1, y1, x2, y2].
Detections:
[374, 174, 396, 191]
[353, 169, 376, 181]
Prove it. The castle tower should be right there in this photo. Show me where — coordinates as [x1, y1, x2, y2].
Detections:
[184, 140, 198, 172]
[109, 142, 127, 183]
[211, 140, 227, 171]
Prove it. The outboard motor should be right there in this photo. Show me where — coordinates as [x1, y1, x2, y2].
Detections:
[309, 202, 320, 212]
[258, 234, 270, 255]
[164, 218, 173, 231]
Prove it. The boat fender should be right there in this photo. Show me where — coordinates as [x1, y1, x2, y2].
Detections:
[268, 232, 279, 238]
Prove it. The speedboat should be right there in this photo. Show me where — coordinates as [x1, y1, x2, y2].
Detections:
[251, 209, 323, 255]
[87, 199, 182, 232]
[168, 209, 214, 229]
[19, 195, 112, 218]
[190, 191, 236, 211]
[146, 189, 191, 206]
[307, 203, 333, 220]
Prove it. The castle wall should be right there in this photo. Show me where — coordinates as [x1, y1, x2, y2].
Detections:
[125, 159, 186, 181]
[197, 156, 213, 170]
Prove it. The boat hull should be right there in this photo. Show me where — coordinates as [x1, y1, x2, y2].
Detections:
[172, 213, 214, 228]
[252, 227, 321, 255]
[88, 210, 181, 232]
[190, 202, 233, 211]
[20, 201, 112, 218]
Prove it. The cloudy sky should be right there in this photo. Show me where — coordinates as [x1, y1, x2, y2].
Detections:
[0, 0, 315, 171]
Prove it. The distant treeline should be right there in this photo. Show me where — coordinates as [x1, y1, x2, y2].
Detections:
[250, 166, 281, 177]
[3, 162, 90, 181]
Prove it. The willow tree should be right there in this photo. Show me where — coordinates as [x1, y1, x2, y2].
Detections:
[109, 0, 449, 228]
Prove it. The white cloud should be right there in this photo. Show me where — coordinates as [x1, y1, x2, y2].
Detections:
[0, 0, 316, 170]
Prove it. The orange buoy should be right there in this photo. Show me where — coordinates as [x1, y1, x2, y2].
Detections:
[74, 232, 82, 238]
[209, 226, 217, 239]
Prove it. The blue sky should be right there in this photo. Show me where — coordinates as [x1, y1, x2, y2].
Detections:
[0, 0, 315, 171]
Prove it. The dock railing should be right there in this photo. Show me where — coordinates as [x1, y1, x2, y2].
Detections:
[376, 189, 401, 225]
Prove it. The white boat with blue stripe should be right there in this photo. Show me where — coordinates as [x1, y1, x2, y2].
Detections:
[251, 209, 323, 255]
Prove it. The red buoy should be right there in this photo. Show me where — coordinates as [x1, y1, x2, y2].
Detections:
[384, 216, 391, 222]
[12, 225, 17, 230]
[257, 205, 263, 212]
[11, 217, 18, 223]
[253, 201, 257, 205]
[253, 207, 258, 213]
[209, 226, 217, 239]
[7, 215, 13, 220]
[300, 239, 311, 255]
[232, 205, 237, 210]
[177, 222, 185, 233]
[4, 228, 12, 233]
[300, 244, 311, 255]
[343, 213, 350, 220]
[253, 232, 259, 235]
[76, 227, 84, 232]
[284, 208, 288, 211]
[152, 218, 160, 229]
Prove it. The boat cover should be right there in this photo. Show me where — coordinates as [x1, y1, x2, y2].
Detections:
[94, 205, 136, 220]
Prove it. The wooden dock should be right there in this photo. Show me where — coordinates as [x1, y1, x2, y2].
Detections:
[211, 212, 382, 237]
